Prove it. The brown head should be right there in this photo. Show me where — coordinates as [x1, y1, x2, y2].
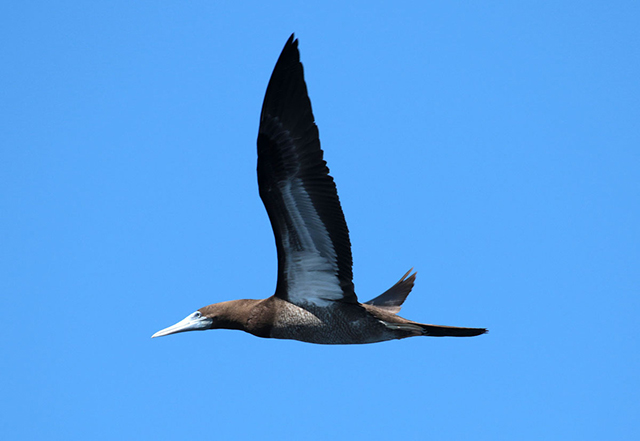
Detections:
[151, 299, 259, 338]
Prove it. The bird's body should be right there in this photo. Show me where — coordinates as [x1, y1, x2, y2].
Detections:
[197, 298, 401, 345]
[152, 35, 487, 344]
[215, 298, 419, 345]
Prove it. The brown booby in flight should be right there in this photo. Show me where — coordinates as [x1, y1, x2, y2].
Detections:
[152, 34, 487, 344]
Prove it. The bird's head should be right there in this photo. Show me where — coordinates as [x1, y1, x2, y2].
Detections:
[151, 309, 213, 338]
[151, 300, 254, 338]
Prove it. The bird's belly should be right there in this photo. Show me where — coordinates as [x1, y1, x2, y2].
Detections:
[268, 303, 394, 345]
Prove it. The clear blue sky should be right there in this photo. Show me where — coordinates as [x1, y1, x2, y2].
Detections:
[2, 1, 638, 440]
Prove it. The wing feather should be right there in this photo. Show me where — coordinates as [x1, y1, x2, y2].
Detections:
[257, 35, 357, 306]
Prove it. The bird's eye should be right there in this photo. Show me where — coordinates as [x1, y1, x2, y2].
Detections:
[194, 312, 201, 318]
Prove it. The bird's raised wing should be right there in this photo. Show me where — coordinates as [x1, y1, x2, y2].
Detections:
[257, 35, 357, 307]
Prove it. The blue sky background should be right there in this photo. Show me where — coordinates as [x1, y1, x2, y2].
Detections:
[2, 1, 639, 440]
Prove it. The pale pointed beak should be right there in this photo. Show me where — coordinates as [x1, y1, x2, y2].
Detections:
[152, 312, 213, 338]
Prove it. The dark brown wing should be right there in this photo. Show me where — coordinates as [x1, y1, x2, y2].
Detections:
[257, 35, 357, 306]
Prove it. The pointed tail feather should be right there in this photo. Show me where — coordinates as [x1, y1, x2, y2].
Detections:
[419, 324, 488, 337]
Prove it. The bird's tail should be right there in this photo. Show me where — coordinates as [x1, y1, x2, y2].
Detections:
[419, 323, 487, 337]
[382, 321, 487, 337]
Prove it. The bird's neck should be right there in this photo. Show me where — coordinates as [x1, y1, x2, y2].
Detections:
[201, 299, 264, 332]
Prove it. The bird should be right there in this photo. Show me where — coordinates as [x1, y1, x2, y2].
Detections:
[152, 34, 487, 344]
